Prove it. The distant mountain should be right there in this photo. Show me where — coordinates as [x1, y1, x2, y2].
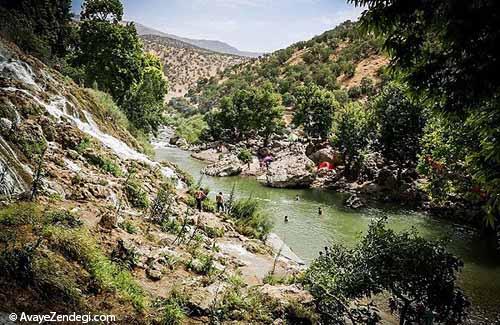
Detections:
[132, 22, 262, 58]
[141, 34, 251, 99]
[189, 21, 388, 115]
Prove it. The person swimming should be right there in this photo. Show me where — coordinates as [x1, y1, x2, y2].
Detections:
[318, 207, 323, 215]
[284, 215, 289, 223]
[295, 194, 300, 201]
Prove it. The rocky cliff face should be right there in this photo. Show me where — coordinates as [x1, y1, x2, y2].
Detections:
[0, 39, 313, 323]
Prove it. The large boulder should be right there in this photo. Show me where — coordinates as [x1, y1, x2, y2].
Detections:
[260, 154, 315, 188]
[201, 155, 242, 177]
[191, 149, 220, 163]
[259, 284, 314, 307]
[308, 147, 340, 165]
[376, 167, 398, 189]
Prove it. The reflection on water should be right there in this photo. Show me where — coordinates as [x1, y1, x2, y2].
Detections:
[156, 146, 500, 317]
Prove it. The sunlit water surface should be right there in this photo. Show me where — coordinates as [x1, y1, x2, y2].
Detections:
[156, 146, 500, 317]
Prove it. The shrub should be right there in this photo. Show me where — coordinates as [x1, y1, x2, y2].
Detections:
[160, 290, 188, 325]
[126, 179, 149, 209]
[237, 149, 253, 165]
[187, 253, 215, 276]
[83, 152, 122, 177]
[45, 210, 83, 228]
[75, 137, 91, 153]
[303, 219, 469, 324]
[120, 220, 138, 234]
[230, 198, 273, 240]
[175, 114, 208, 144]
[43, 226, 147, 310]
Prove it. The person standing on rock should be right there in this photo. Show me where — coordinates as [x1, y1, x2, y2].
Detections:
[216, 192, 225, 213]
[195, 189, 206, 212]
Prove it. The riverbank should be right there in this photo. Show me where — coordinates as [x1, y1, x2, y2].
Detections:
[155, 142, 500, 322]
[0, 41, 316, 324]
[160, 126, 489, 233]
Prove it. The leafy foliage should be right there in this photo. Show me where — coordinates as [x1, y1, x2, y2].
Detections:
[351, 0, 500, 227]
[304, 220, 469, 324]
[0, 0, 73, 61]
[75, 15, 143, 105]
[229, 198, 273, 240]
[237, 149, 253, 165]
[204, 85, 283, 144]
[125, 178, 149, 209]
[331, 102, 372, 176]
[373, 82, 425, 167]
[292, 84, 339, 139]
[122, 53, 168, 134]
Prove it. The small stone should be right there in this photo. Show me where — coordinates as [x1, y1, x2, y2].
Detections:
[146, 268, 163, 281]
[0, 118, 13, 134]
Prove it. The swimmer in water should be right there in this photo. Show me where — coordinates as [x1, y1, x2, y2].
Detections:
[318, 207, 323, 215]
[284, 215, 289, 223]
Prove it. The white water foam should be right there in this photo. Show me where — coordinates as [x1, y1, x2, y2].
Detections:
[1, 52, 181, 186]
[0, 51, 40, 91]
[0, 136, 27, 195]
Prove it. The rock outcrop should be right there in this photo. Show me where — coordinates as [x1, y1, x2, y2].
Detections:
[201, 154, 243, 177]
[259, 154, 316, 188]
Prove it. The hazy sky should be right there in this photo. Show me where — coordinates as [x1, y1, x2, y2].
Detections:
[72, 0, 364, 53]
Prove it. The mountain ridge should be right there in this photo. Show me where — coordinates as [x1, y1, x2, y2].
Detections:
[133, 22, 263, 58]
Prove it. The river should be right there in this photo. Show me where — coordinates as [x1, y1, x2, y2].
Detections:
[155, 145, 500, 319]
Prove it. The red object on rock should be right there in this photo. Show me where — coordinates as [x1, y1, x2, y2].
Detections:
[318, 161, 334, 170]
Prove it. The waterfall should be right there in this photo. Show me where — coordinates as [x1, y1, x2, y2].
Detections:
[0, 49, 40, 91]
[0, 136, 28, 196]
[0, 49, 179, 185]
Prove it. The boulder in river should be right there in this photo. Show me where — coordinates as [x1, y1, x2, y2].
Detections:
[191, 149, 221, 163]
[201, 155, 243, 177]
[259, 154, 315, 188]
[308, 147, 340, 165]
[344, 194, 365, 209]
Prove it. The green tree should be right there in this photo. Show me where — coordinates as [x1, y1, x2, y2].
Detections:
[417, 115, 487, 218]
[373, 82, 425, 168]
[350, 0, 500, 227]
[205, 86, 283, 144]
[122, 53, 168, 134]
[359, 220, 469, 325]
[75, 0, 143, 105]
[237, 149, 253, 167]
[293, 84, 338, 140]
[0, 0, 72, 61]
[304, 219, 469, 325]
[331, 102, 372, 177]
[80, 0, 123, 22]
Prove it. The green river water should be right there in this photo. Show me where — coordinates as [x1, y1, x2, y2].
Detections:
[155, 146, 500, 318]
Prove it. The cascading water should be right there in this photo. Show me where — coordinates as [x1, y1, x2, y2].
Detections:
[0, 45, 179, 186]
[0, 136, 28, 195]
[0, 49, 40, 91]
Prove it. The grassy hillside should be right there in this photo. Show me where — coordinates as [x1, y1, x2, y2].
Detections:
[187, 21, 387, 113]
[141, 34, 251, 99]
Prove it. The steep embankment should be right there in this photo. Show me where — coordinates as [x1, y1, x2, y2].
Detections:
[188, 21, 388, 115]
[141, 34, 251, 99]
[0, 39, 312, 323]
